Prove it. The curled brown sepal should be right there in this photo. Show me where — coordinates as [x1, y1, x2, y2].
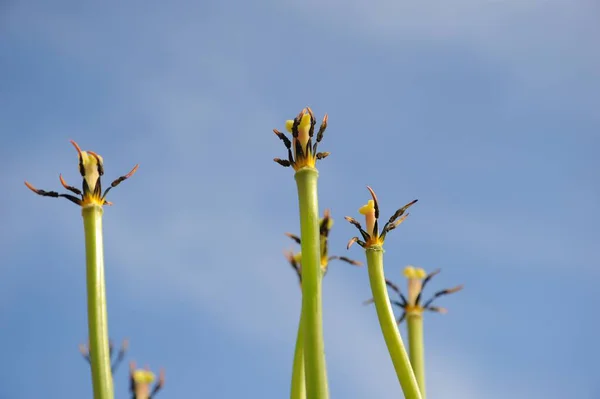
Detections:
[284, 232, 302, 245]
[327, 256, 363, 267]
[345, 186, 418, 249]
[362, 278, 409, 324]
[24, 140, 138, 207]
[273, 107, 329, 171]
[284, 250, 303, 285]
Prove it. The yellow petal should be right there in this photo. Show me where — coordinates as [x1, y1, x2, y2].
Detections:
[133, 370, 155, 384]
[298, 112, 311, 131]
[285, 113, 311, 133]
[403, 265, 417, 278]
[415, 268, 427, 279]
[320, 216, 334, 230]
[359, 200, 375, 215]
[297, 113, 311, 149]
[80, 151, 103, 192]
[285, 120, 294, 133]
[293, 252, 302, 263]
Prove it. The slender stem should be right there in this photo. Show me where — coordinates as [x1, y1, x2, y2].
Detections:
[82, 205, 114, 399]
[290, 310, 306, 399]
[294, 167, 329, 399]
[365, 247, 422, 399]
[407, 313, 426, 398]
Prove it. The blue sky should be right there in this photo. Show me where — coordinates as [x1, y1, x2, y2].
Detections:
[1, 0, 599, 398]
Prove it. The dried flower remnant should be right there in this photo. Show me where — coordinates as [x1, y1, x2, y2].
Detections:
[346, 187, 423, 399]
[365, 266, 463, 324]
[273, 107, 330, 171]
[274, 107, 332, 398]
[129, 361, 165, 399]
[284, 209, 362, 285]
[25, 140, 139, 399]
[24, 140, 138, 207]
[345, 186, 417, 249]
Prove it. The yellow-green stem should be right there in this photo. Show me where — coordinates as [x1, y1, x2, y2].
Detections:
[291, 310, 306, 399]
[407, 313, 426, 398]
[294, 167, 329, 399]
[366, 247, 422, 399]
[82, 205, 114, 399]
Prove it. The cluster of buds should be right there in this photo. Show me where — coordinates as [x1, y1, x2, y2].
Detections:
[366, 266, 463, 323]
[346, 186, 417, 249]
[284, 209, 362, 285]
[273, 107, 330, 171]
[79, 338, 129, 373]
[24, 140, 138, 207]
[129, 361, 165, 399]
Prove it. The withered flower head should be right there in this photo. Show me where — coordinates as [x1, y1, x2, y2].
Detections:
[79, 338, 129, 373]
[130, 361, 165, 399]
[273, 107, 330, 171]
[284, 209, 362, 286]
[345, 186, 417, 249]
[25, 140, 138, 207]
[365, 266, 463, 324]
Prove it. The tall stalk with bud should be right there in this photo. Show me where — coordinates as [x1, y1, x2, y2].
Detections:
[25, 141, 138, 399]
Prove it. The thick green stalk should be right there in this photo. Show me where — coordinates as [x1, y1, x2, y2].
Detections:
[366, 247, 422, 399]
[291, 311, 306, 399]
[294, 167, 328, 399]
[82, 205, 114, 399]
[407, 313, 426, 398]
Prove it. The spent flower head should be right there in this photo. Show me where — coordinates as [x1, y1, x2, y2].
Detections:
[345, 186, 418, 249]
[273, 107, 330, 171]
[284, 209, 362, 285]
[130, 361, 165, 399]
[366, 266, 463, 324]
[25, 140, 138, 207]
[79, 338, 129, 373]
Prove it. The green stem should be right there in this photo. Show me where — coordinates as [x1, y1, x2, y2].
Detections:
[82, 205, 114, 399]
[407, 313, 426, 398]
[290, 310, 306, 399]
[294, 167, 329, 399]
[365, 247, 422, 399]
